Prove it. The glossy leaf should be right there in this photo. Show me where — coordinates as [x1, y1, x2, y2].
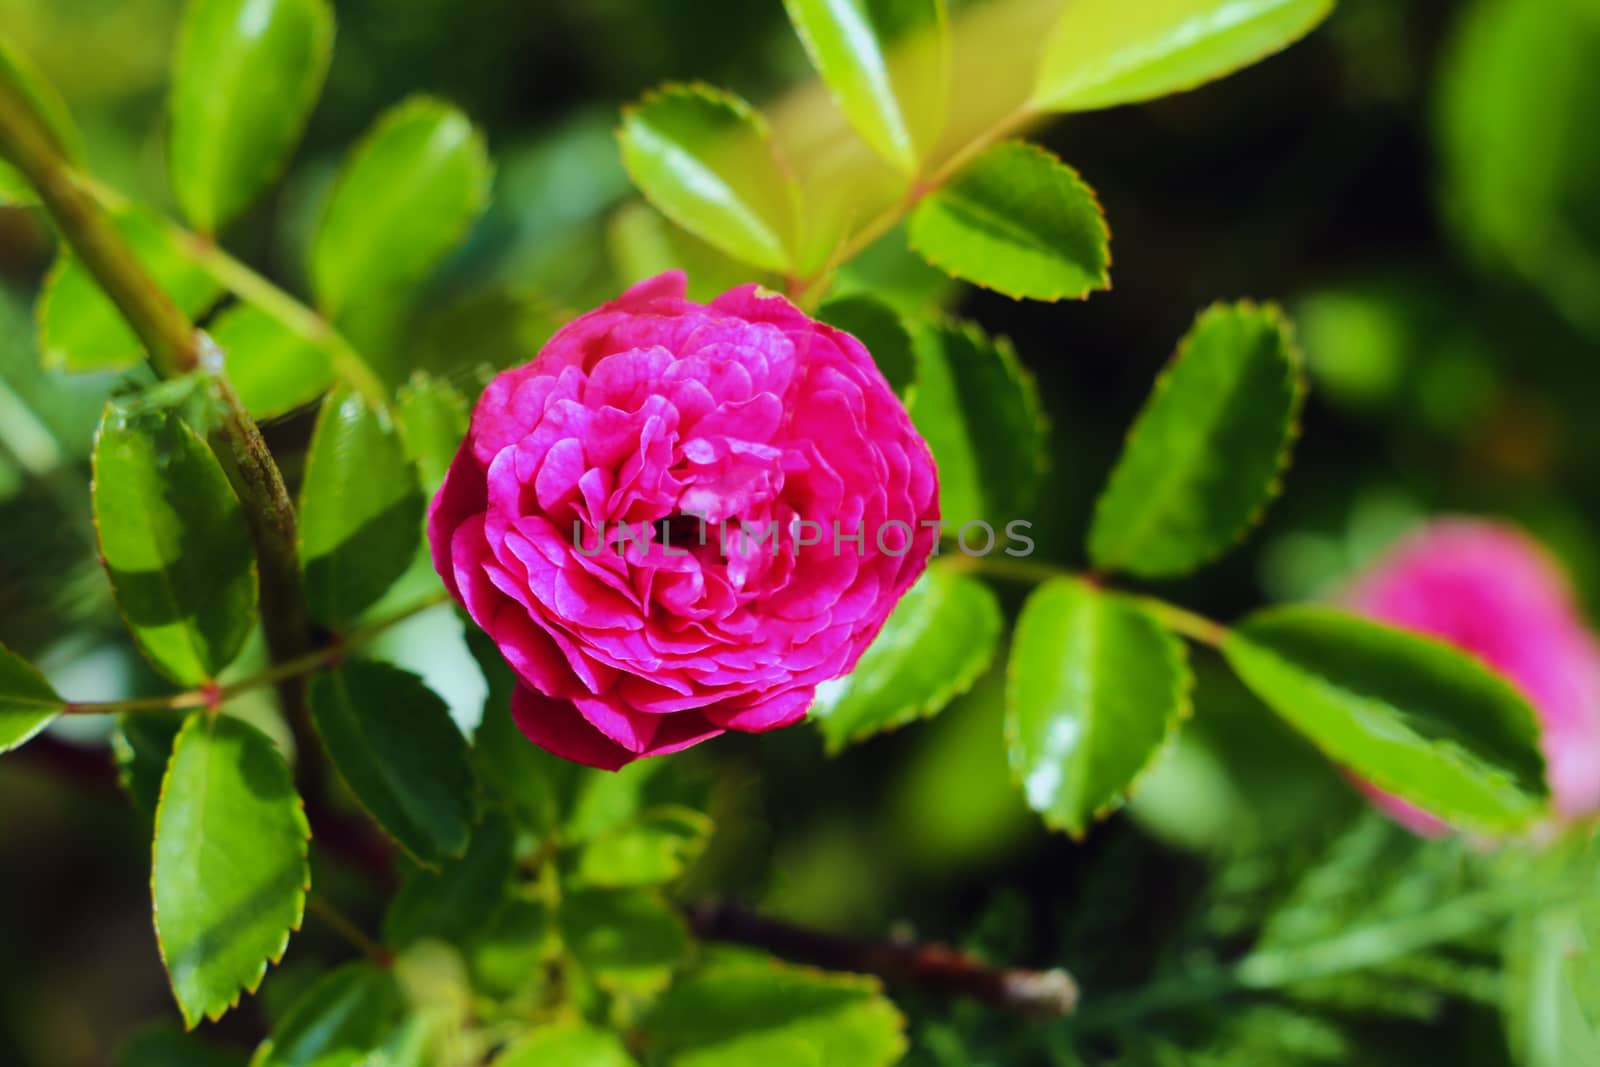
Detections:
[909, 141, 1109, 301]
[1006, 579, 1191, 836]
[309, 660, 475, 866]
[253, 962, 404, 1067]
[112, 713, 184, 817]
[1223, 606, 1550, 834]
[1088, 302, 1303, 578]
[0, 38, 83, 205]
[560, 889, 689, 996]
[299, 387, 424, 627]
[646, 962, 907, 1067]
[818, 294, 916, 397]
[384, 813, 514, 946]
[783, 0, 949, 173]
[210, 303, 335, 420]
[0, 642, 62, 753]
[154, 712, 310, 1028]
[168, 0, 334, 231]
[395, 373, 469, 498]
[813, 565, 1001, 753]
[566, 806, 713, 889]
[93, 404, 258, 684]
[496, 1023, 638, 1067]
[310, 97, 492, 318]
[39, 206, 223, 372]
[618, 83, 799, 273]
[1033, 0, 1334, 113]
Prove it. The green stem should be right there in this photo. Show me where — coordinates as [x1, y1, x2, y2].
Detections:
[308, 894, 393, 967]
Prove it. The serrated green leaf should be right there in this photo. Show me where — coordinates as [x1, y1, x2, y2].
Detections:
[813, 565, 1000, 753]
[154, 712, 310, 1028]
[384, 812, 513, 947]
[560, 889, 689, 996]
[567, 806, 713, 890]
[1088, 302, 1302, 579]
[309, 660, 475, 866]
[1223, 606, 1551, 834]
[1006, 579, 1191, 836]
[818, 295, 916, 397]
[168, 0, 334, 232]
[908, 141, 1109, 302]
[113, 713, 184, 817]
[1032, 0, 1334, 113]
[908, 319, 1045, 529]
[0, 641, 62, 752]
[646, 962, 908, 1067]
[117, 1023, 247, 1067]
[299, 388, 424, 627]
[783, 0, 948, 173]
[93, 404, 258, 684]
[252, 961, 405, 1067]
[311, 96, 491, 319]
[210, 303, 336, 420]
[618, 84, 798, 273]
[395, 373, 468, 498]
[0, 37, 82, 206]
[39, 206, 223, 372]
[496, 1023, 638, 1067]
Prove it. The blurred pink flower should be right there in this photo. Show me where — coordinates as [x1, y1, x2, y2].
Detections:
[1340, 519, 1600, 833]
[429, 272, 938, 768]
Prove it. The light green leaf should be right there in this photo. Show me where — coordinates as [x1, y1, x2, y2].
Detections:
[469, 896, 555, 998]
[1006, 579, 1191, 836]
[608, 201, 780, 302]
[0, 642, 62, 752]
[783, 0, 948, 173]
[560, 889, 689, 996]
[395, 373, 468, 498]
[646, 962, 907, 1067]
[0, 37, 82, 206]
[154, 712, 310, 1028]
[908, 141, 1109, 301]
[1088, 302, 1303, 579]
[299, 387, 424, 627]
[309, 660, 475, 866]
[1507, 905, 1600, 1067]
[310, 97, 492, 319]
[253, 962, 404, 1067]
[1223, 606, 1550, 834]
[39, 206, 223, 372]
[566, 806, 713, 890]
[210, 304, 336, 420]
[818, 295, 916, 398]
[908, 319, 1046, 529]
[495, 1023, 638, 1067]
[384, 813, 513, 947]
[113, 713, 184, 817]
[168, 0, 334, 232]
[93, 404, 258, 684]
[618, 83, 799, 273]
[1032, 0, 1334, 113]
[813, 565, 1000, 753]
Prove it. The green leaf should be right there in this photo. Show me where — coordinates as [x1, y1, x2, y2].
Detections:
[812, 565, 1001, 753]
[1507, 904, 1600, 1067]
[210, 304, 336, 420]
[395, 373, 468, 499]
[559, 889, 689, 996]
[496, 1023, 638, 1067]
[253, 962, 405, 1067]
[818, 295, 916, 398]
[1222, 606, 1551, 834]
[154, 712, 310, 1028]
[39, 206, 223, 372]
[299, 387, 424, 627]
[113, 713, 184, 817]
[469, 895, 555, 998]
[608, 201, 780, 302]
[1088, 302, 1303, 579]
[384, 813, 513, 947]
[0, 641, 62, 752]
[93, 404, 258, 685]
[908, 141, 1109, 302]
[1032, 0, 1334, 113]
[309, 660, 475, 866]
[1006, 579, 1191, 836]
[310, 96, 492, 319]
[0, 37, 82, 206]
[566, 806, 713, 890]
[908, 320, 1046, 528]
[646, 962, 908, 1067]
[117, 1023, 247, 1067]
[618, 83, 799, 273]
[168, 0, 334, 232]
[783, 0, 949, 173]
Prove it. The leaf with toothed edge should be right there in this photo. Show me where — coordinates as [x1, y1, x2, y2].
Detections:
[153, 711, 310, 1029]
[0, 642, 62, 753]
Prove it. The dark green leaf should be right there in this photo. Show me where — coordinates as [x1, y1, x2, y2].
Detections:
[310, 97, 492, 319]
[93, 404, 258, 684]
[253, 962, 405, 1067]
[299, 387, 424, 627]
[560, 889, 689, 996]
[384, 813, 513, 946]
[0, 38, 82, 206]
[618, 83, 799, 273]
[117, 1023, 247, 1067]
[396, 373, 468, 498]
[309, 660, 475, 865]
[813, 565, 1000, 753]
[210, 303, 335, 420]
[112, 713, 184, 817]
[783, 0, 948, 173]
[496, 1023, 638, 1067]
[0, 642, 61, 752]
[1088, 302, 1303, 578]
[909, 141, 1109, 301]
[1223, 606, 1550, 834]
[469, 895, 554, 998]
[168, 0, 334, 231]
[1032, 0, 1334, 113]
[566, 806, 713, 889]
[154, 712, 310, 1027]
[1007, 579, 1191, 836]
[818, 295, 916, 397]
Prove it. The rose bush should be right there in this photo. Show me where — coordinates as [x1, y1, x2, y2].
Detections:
[429, 271, 939, 769]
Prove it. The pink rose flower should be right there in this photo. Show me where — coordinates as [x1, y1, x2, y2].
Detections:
[430, 272, 939, 769]
[1340, 519, 1600, 833]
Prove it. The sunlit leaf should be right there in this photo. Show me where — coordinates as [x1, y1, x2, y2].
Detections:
[560, 889, 689, 996]
[0, 642, 62, 753]
[395, 372, 468, 498]
[566, 806, 713, 890]
[209, 303, 336, 420]
[496, 1023, 638, 1067]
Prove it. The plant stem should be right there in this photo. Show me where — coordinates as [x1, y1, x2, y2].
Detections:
[308, 894, 394, 968]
